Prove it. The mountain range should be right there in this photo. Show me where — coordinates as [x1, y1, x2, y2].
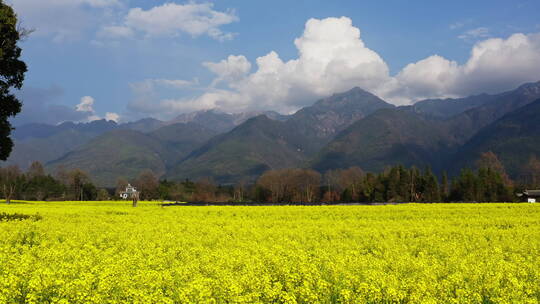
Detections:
[5, 81, 540, 186]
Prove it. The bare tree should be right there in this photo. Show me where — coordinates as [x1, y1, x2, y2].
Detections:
[0, 166, 21, 204]
[234, 178, 248, 202]
[257, 170, 288, 203]
[323, 169, 342, 202]
[525, 155, 540, 187]
[134, 170, 159, 200]
[338, 167, 364, 201]
[115, 177, 129, 198]
[193, 177, 217, 202]
[68, 169, 90, 201]
[54, 165, 70, 185]
[477, 151, 512, 186]
[298, 169, 321, 202]
[27, 161, 45, 179]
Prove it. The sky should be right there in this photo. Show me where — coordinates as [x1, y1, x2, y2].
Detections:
[8, 0, 540, 126]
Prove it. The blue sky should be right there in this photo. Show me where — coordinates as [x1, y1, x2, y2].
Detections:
[9, 0, 540, 125]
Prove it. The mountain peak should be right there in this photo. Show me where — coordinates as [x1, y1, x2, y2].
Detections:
[516, 80, 540, 95]
[310, 86, 392, 111]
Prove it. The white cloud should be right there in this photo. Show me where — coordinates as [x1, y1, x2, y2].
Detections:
[203, 55, 251, 86]
[129, 16, 391, 114]
[104, 2, 238, 41]
[105, 112, 120, 122]
[191, 17, 390, 112]
[384, 32, 540, 102]
[76, 96, 95, 112]
[129, 17, 540, 116]
[75, 96, 120, 122]
[458, 27, 490, 40]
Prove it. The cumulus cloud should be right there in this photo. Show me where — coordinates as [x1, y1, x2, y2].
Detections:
[384, 32, 540, 102]
[75, 96, 120, 122]
[103, 2, 238, 41]
[76, 96, 95, 112]
[203, 55, 251, 86]
[129, 16, 391, 114]
[105, 112, 120, 122]
[129, 17, 540, 115]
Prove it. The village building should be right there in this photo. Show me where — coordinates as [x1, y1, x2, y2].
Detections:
[120, 184, 138, 199]
[517, 190, 540, 203]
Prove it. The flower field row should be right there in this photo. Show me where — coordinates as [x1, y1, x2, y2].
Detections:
[0, 201, 539, 303]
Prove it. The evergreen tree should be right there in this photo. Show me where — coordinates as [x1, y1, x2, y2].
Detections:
[0, 1, 28, 160]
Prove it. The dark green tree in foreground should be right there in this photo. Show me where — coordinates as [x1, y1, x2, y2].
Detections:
[0, 1, 27, 160]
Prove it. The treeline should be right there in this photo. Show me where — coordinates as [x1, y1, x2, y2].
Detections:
[1, 152, 539, 203]
[0, 162, 101, 203]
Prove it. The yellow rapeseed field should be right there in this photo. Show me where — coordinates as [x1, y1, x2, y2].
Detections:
[0, 201, 539, 303]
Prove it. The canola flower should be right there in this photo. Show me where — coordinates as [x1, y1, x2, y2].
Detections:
[0, 201, 539, 303]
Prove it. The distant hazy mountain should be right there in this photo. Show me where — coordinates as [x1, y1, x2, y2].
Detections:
[149, 122, 219, 165]
[451, 98, 540, 178]
[45, 122, 219, 186]
[119, 118, 166, 133]
[166, 115, 306, 184]
[311, 108, 458, 173]
[6, 120, 118, 169]
[447, 81, 540, 142]
[46, 129, 168, 187]
[168, 87, 395, 183]
[169, 109, 288, 132]
[411, 94, 495, 118]
[313, 81, 540, 175]
[286, 87, 395, 155]
[7, 81, 540, 185]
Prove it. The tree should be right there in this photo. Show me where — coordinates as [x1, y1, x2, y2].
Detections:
[338, 167, 364, 201]
[0, 165, 20, 203]
[323, 169, 342, 202]
[286, 169, 321, 202]
[193, 177, 217, 202]
[524, 155, 540, 188]
[441, 171, 449, 201]
[27, 161, 45, 179]
[67, 169, 90, 201]
[420, 167, 440, 202]
[476, 151, 512, 186]
[115, 177, 128, 198]
[0, 2, 28, 160]
[134, 170, 159, 200]
[233, 178, 248, 202]
[97, 189, 110, 201]
[257, 170, 288, 203]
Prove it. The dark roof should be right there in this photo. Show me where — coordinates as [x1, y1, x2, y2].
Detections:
[524, 190, 540, 196]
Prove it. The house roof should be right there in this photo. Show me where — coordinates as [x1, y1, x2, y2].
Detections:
[124, 184, 138, 194]
[524, 190, 540, 196]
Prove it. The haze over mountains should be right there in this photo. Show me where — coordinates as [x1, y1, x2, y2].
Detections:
[5, 81, 540, 186]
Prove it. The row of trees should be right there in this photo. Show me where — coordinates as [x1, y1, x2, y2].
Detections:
[154, 152, 539, 203]
[0, 162, 100, 203]
[1, 152, 539, 203]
